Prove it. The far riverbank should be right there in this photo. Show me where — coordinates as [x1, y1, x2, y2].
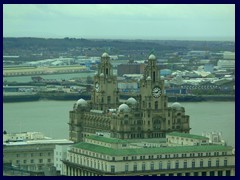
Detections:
[3, 92, 235, 103]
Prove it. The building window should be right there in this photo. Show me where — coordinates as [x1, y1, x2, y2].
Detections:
[23, 160, 27, 164]
[16, 154, 20, 157]
[111, 165, 115, 173]
[112, 157, 115, 161]
[226, 170, 231, 176]
[200, 160, 203, 167]
[125, 164, 129, 172]
[218, 171, 223, 176]
[177, 173, 182, 176]
[159, 162, 162, 170]
[183, 161, 187, 168]
[164, 102, 167, 108]
[48, 159, 51, 163]
[31, 153, 34, 157]
[48, 152, 51, 156]
[148, 112, 150, 118]
[202, 172, 207, 176]
[31, 159, 34, 163]
[150, 162, 154, 171]
[175, 161, 179, 169]
[133, 163, 137, 172]
[142, 163, 146, 171]
[224, 159, 227, 166]
[210, 171, 215, 176]
[107, 96, 111, 104]
[39, 153, 43, 156]
[194, 172, 199, 176]
[216, 159, 219, 167]
[39, 159, 43, 163]
[167, 161, 171, 169]
[192, 160, 195, 168]
[208, 160, 211, 167]
[155, 101, 158, 110]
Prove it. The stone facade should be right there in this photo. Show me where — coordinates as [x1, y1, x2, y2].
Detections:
[69, 53, 190, 143]
[3, 139, 73, 175]
[62, 135, 235, 176]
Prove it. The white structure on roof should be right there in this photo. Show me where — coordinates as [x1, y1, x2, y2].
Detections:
[202, 132, 226, 145]
[3, 132, 46, 143]
[167, 132, 209, 146]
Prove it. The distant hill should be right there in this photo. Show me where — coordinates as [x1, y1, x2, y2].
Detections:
[3, 37, 235, 62]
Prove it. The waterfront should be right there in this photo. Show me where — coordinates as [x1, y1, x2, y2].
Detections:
[3, 100, 235, 146]
[3, 72, 96, 83]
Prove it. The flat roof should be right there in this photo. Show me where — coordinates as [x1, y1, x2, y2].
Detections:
[86, 135, 128, 144]
[73, 142, 232, 156]
[4, 139, 74, 146]
[167, 132, 209, 140]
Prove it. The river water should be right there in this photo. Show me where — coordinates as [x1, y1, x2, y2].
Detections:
[3, 100, 235, 146]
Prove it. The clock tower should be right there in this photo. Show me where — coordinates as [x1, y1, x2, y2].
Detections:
[139, 54, 169, 138]
[91, 52, 119, 111]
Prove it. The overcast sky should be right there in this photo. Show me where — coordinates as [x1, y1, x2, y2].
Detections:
[3, 4, 235, 41]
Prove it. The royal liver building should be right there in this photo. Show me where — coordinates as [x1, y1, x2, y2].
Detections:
[69, 53, 190, 142]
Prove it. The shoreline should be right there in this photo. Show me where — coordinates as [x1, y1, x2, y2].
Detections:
[3, 93, 235, 103]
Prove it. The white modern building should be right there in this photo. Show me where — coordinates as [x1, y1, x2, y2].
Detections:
[54, 145, 72, 175]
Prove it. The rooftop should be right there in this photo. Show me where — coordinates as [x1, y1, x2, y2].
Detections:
[4, 139, 74, 146]
[167, 132, 209, 140]
[73, 142, 232, 156]
[86, 135, 128, 144]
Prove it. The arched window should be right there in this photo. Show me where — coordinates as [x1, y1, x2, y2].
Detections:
[149, 102, 151, 108]
[155, 101, 158, 110]
[153, 71, 156, 82]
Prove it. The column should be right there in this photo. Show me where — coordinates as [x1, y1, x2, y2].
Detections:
[222, 170, 226, 176]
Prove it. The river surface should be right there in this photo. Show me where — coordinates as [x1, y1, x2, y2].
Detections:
[3, 101, 235, 146]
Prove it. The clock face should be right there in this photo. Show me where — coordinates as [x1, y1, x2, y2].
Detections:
[152, 86, 162, 98]
[95, 82, 100, 92]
